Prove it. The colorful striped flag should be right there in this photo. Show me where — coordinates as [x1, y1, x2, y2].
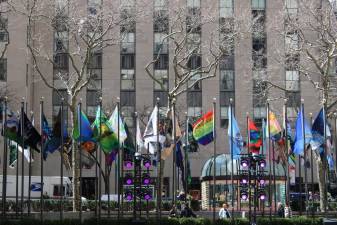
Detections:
[192, 111, 214, 145]
[267, 111, 282, 139]
[248, 117, 262, 154]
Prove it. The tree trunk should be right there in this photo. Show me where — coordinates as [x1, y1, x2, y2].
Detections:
[317, 157, 328, 212]
[70, 107, 81, 212]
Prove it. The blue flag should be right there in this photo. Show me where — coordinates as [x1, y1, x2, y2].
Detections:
[293, 106, 312, 155]
[310, 108, 327, 151]
[228, 107, 243, 159]
[73, 107, 93, 142]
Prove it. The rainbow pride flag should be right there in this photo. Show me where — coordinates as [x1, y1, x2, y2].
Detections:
[268, 111, 282, 139]
[192, 111, 214, 145]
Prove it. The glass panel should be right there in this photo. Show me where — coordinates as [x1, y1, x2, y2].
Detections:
[252, 0, 265, 9]
[220, 70, 234, 91]
[154, 70, 168, 90]
[286, 70, 299, 91]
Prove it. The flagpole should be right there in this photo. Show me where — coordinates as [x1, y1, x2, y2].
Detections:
[117, 97, 121, 221]
[212, 97, 216, 224]
[15, 140, 19, 217]
[60, 98, 64, 220]
[98, 97, 102, 221]
[1, 96, 8, 218]
[309, 112, 314, 218]
[247, 113, 251, 225]
[78, 100, 82, 222]
[229, 98, 234, 220]
[28, 111, 33, 216]
[172, 99, 176, 206]
[40, 97, 44, 223]
[107, 111, 111, 218]
[272, 141, 276, 213]
[156, 97, 162, 222]
[301, 99, 309, 216]
[323, 98, 328, 214]
[266, 100, 272, 220]
[20, 99, 25, 219]
[298, 102, 303, 216]
[284, 99, 290, 206]
[184, 112, 188, 201]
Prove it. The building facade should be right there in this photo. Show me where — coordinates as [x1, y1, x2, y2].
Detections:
[1, 0, 336, 202]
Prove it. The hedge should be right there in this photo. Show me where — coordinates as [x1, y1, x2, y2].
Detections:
[0, 217, 323, 225]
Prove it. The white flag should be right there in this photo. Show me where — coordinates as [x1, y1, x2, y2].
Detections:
[136, 117, 144, 151]
[108, 106, 127, 143]
[143, 106, 166, 154]
[18, 144, 34, 163]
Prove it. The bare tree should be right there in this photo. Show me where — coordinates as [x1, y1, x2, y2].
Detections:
[10, 0, 143, 211]
[258, 0, 337, 211]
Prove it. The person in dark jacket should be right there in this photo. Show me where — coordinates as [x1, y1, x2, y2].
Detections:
[180, 205, 197, 218]
[277, 202, 285, 218]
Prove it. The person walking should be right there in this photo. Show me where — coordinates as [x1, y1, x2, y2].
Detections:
[277, 202, 285, 218]
[219, 203, 231, 219]
[180, 204, 197, 218]
[284, 203, 292, 218]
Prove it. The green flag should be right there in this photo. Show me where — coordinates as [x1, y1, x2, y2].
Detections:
[9, 141, 17, 168]
[92, 107, 118, 154]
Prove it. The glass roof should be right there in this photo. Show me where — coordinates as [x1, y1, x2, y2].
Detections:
[201, 154, 286, 178]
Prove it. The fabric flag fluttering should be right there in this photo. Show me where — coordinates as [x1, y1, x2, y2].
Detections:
[18, 112, 41, 152]
[248, 117, 262, 155]
[310, 108, 328, 151]
[92, 107, 119, 154]
[143, 105, 166, 154]
[228, 107, 243, 159]
[136, 117, 144, 151]
[73, 109, 96, 153]
[192, 111, 214, 145]
[293, 106, 312, 155]
[108, 106, 127, 144]
[286, 120, 296, 184]
[267, 111, 282, 140]
[9, 141, 18, 168]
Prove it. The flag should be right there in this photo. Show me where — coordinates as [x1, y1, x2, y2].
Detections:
[73, 109, 96, 153]
[73, 109, 93, 142]
[2, 110, 20, 143]
[17, 112, 41, 152]
[42, 110, 68, 159]
[192, 111, 214, 145]
[143, 106, 166, 154]
[262, 119, 267, 155]
[136, 117, 144, 151]
[293, 106, 312, 155]
[182, 122, 199, 153]
[9, 141, 17, 168]
[267, 111, 282, 140]
[108, 106, 127, 144]
[228, 107, 243, 159]
[92, 106, 118, 154]
[310, 108, 328, 151]
[248, 117, 262, 154]
[161, 118, 182, 160]
[175, 140, 186, 187]
[122, 123, 135, 156]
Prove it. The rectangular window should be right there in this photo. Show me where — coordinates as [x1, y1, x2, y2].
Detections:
[219, 55, 235, 70]
[121, 32, 135, 54]
[154, 54, 169, 70]
[86, 90, 100, 106]
[0, 58, 7, 81]
[154, 33, 168, 54]
[187, 0, 200, 8]
[54, 31, 69, 52]
[121, 106, 135, 128]
[154, 70, 168, 91]
[286, 70, 299, 91]
[153, 91, 168, 107]
[153, 12, 169, 33]
[121, 69, 135, 90]
[251, 0, 265, 10]
[154, 0, 168, 11]
[88, 0, 101, 15]
[187, 91, 202, 107]
[220, 106, 229, 128]
[52, 89, 68, 123]
[253, 106, 266, 119]
[219, 0, 234, 18]
[220, 70, 234, 91]
[0, 16, 8, 42]
[186, 33, 201, 54]
[121, 91, 136, 107]
[187, 107, 202, 118]
[285, 0, 298, 14]
[286, 91, 300, 107]
[54, 53, 69, 70]
[88, 53, 102, 69]
[285, 32, 299, 53]
[187, 54, 202, 70]
[121, 54, 135, 69]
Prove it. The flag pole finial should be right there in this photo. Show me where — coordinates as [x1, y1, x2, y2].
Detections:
[4, 96, 7, 101]
[61, 97, 64, 102]
[156, 97, 160, 102]
[40, 96, 44, 101]
[284, 98, 287, 103]
[246, 112, 249, 116]
[213, 97, 216, 102]
[184, 111, 187, 116]
[116, 97, 120, 102]
[79, 98, 82, 102]
[334, 112, 337, 117]
[309, 112, 313, 117]
[301, 98, 304, 103]
[99, 97, 102, 102]
[135, 111, 138, 117]
[267, 98, 270, 102]
[30, 111, 33, 115]
[230, 98, 233, 103]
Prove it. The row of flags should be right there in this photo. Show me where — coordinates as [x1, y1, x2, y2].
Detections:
[190, 105, 335, 171]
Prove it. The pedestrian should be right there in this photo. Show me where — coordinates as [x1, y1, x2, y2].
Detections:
[169, 204, 179, 218]
[180, 204, 197, 218]
[219, 203, 231, 219]
[277, 202, 284, 218]
[284, 203, 292, 218]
